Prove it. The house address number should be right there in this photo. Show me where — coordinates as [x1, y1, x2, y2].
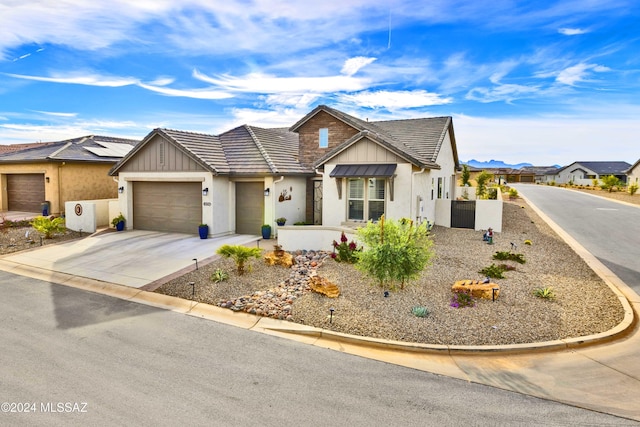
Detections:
[203, 202, 211, 206]
[74, 204, 83, 216]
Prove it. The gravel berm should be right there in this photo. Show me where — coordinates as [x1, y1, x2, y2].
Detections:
[155, 199, 625, 346]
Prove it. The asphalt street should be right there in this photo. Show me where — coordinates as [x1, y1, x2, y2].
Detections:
[512, 184, 640, 294]
[1, 272, 637, 426]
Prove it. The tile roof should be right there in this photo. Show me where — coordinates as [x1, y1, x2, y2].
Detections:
[159, 129, 229, 174]
[559, 161, 632, 175]
[294, 105, 456, 170]
[0, 141, 55, 154]
[0, 135, 139, 163]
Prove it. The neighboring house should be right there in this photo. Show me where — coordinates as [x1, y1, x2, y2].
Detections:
[109, 105, 459, 237]
[553, 161, 632, 185]
[518, 166, 559, 183]
[626, 159, 640, 186]
[0, 135, 138, 215]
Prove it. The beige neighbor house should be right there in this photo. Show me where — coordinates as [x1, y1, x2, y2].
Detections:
[0, 135, 138, 216]
[626, 159, 640, 186]
[109, 105, 460, 244]
[551, 161, 632, 186]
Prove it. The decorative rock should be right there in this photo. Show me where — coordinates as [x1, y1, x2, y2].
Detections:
[264, 251, 294, 267]
[308, 276, 340, 298]
[452, 279, 500, 300]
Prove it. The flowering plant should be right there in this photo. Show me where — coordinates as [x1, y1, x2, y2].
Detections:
[331, 231, 360, 263]
[450, 290, 475, 308]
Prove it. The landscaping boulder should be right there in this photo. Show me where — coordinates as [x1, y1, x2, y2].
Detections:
[308, 276, 340, 298]
[452, 280, 500, 300]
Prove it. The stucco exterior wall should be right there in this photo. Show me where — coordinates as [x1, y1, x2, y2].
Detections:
[627, 161, 640, 186]
[269, 176, 306, 230]
[0, 162, 116, 215]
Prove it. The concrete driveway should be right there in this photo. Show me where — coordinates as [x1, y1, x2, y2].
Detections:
[0, 230, 260, 288]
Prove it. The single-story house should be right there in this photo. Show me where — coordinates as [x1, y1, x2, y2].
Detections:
[0, 135, 138, 215]
[552, 161, 632, 185]
[626, 159, 640, 186]
[109, 105, 460, 238]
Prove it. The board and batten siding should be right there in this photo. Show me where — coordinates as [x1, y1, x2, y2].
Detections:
[329, 138, 408, 164]
[118, 135, 206, 173]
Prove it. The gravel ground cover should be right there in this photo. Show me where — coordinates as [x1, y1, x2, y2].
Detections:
[0, 223, 85, 256]
[156, 199, 626, 346]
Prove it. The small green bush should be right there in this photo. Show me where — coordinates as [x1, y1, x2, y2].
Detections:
[508, 188, 518, 199]
[493, 251, 526, 264]
[30, 216, 66, 239]
[533, 287, 555, 300]
[629, 183, 639, 196]
[450, 290, 475, 308]
[210, 268, 229, 283]
[479, 263, 506, 279]
[411, 306, 429, 318]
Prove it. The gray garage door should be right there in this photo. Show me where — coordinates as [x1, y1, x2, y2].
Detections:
[7, 174, 45, 212]
[133, 182, 201, 234]
[236, 182, 264, 235]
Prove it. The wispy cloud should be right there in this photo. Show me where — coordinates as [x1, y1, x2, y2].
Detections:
[558, 27, 588, 35]
[339, 90, 453, 109]
[555, 63, 610, 85]
[31, 110, 78, 118]
[4, 72, 138, 87]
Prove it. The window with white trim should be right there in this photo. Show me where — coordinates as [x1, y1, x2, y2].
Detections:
[319, 128, 328, 148]
[347, 178, 385, 221]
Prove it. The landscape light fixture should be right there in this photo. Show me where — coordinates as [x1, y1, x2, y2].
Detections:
[492, 288, 499, 302]
[329, 307, 335, 324]
[118, 186, 124, 194]
[189, 282, 195, 300]
[264, 188, 270, 197]
[202, 188, 209, 196]
[193, 258, 198, 270]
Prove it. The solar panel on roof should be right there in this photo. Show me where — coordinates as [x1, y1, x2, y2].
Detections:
[85, 141, 134, 157]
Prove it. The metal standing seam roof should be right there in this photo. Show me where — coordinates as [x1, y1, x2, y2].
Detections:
[0, 135, 139, 163]
[329, 164, 397, 177]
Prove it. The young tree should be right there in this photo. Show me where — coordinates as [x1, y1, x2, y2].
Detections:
[475, 170, 493, 199]
[355, 216, 434, 291]
[30, 216, 66, 239]
[461, 164, 471, 187]
[600, 175, 622, 193]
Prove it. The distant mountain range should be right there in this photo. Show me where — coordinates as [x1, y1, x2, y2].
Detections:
[463, 159, 534, 169]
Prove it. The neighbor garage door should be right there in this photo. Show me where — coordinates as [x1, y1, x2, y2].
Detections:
[7, 174, 45, 212]
[235, 182, 264, 235]
[133, 182, 201, 234]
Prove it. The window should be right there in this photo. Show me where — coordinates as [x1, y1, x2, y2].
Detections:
[437, 177, 443, 199]
[319, 128, 328, 148]
[348, 178, 385, 221]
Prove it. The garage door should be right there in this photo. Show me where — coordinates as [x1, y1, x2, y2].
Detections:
[236, 182, 264, 235]
[7, 174, 45, 212]
[133, 182, 201, 234]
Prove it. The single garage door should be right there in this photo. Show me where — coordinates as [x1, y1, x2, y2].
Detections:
[133, 182, 201, 234]
[7, 174, 45, 212]
[236, 182, 264, 235]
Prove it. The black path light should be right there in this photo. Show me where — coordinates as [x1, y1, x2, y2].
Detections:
[193, 258, 198, 270]
[329, 307, 335, 324]
[492, 288, 499, 302]
[189, 281, 195, 300]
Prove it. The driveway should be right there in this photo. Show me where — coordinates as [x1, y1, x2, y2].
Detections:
[0, 230, 260, 288]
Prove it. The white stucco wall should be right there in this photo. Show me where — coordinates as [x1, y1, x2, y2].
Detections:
[627, 161, 640, 186]
[277, 225, 358, 251]
[268, 176, 307, 229]
[556, 163, 597, 185]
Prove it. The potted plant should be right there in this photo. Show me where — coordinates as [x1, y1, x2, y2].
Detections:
[111, 213, 125, 231]
[261, 224, 271, 239]
[276, 217, 287, 226]
[198, 223, 209, 239]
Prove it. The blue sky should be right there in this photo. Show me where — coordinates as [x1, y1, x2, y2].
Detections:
[1, 0, 639, 166]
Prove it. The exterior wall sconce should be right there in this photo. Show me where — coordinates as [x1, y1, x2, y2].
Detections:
[202, 188, 209, 196]
[264, 188, 270, 197]
[46, 177, 50, 183]
[118, 186, 124, 194]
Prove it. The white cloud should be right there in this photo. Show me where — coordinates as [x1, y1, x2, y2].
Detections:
[137, 83, 233, 100]
[4, 72, 138, 87]
[466, 83, 540, 103]
[341, 57, 377, 76]
[31, 110, 78, 118]
[556, 63, 611, 85]
[339, 90, 452, 109]
[193, 70, 371, 94]
[558, 27, 588, 35]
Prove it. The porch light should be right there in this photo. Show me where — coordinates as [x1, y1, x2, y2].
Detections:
[264, 188, 270, 197]
[202, 188, 209, 196]
[118, 186, 124, 194]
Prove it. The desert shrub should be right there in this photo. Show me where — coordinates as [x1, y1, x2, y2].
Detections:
[629, 183, 639, 196]
[479, 263, 506, 279]
[508, 188, 519, 199]
[216, 244, 262, 275]
[210, 268, 229, 283]
[30, 216, 66, 239]
[411, 306, 429, 318]
[450, 290, 475, 308]
[533, 287, 555, 300]
[493, 251, 526, 264]
[331, 231, 360, 263]
[356, 216, 433, 291]
[600, 175, 622, 193]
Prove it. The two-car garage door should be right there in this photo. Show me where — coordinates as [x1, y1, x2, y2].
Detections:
[133, 182, 201, 234]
